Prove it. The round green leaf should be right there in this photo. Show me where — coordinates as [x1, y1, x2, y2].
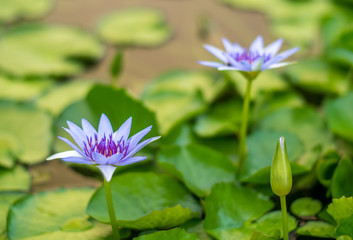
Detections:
[158, 144, 237, 197]
[290, 197, 322, 217]
[325, 91, 353, 142]
[0, 192, 25, 235]
[0, 75, 53, 102]
[87, 172, 202, 230]
[142, 70, 225, 134]
[0, 0, 53, 24]
[0, 24, 104, 77]
[98, 7, 172, 47]
[134, 228, 200, 240]
[204, 182, 274, 238]
[36, 80, 94, 116]
[55, 84, 159, 153]
[296, 221, 336, 238]
[0, 165, 30, 192]
[7, 188, 111, 240]
[0, 103, 53, 164]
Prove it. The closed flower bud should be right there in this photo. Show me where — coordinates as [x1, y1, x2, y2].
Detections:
[270, 136, 292, 196]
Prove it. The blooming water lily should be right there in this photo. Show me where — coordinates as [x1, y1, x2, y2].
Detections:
[47, 114, 160, 182]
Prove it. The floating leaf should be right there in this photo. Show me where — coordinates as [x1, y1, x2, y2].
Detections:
[0, 24, 104, 77]
[240, 130, 304, 183]
[0, 75, 53, 102]
[0, 0, 53, 24]
[0, 131, 21, 168]
[0, 165, 31, 192]
[158, 144, 236, 197]
[325, 91, 353, 142]
[204, 182, 274, 238]
[98, 7, 172, 47]
[0, 103, 52, 164]
[134, 228, 200, 240]
[0, 193, 25, 235]
[290, 197, 322, 217]
[36, 80, 94, 116]
[297, 221, 336, 238]
[331, 158, 353, 198]
[142, 70, 225, 134]
[182, 219, 213, 240]
[55, 84, 158, 152]
[87, 172, 202, 230]
[7, 188, 111, 240]
[194, 99, 243, 138]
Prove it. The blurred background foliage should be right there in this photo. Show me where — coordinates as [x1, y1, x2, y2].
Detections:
[1, 0, 353, 239]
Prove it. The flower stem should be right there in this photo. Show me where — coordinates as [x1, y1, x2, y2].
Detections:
[104, 179, 120, 240]
[237, 79, 253, 176]
[280, 195, 289, 240]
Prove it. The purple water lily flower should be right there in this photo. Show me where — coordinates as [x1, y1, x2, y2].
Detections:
[199, 36, 299, 79]
[47, 114, 160, 182]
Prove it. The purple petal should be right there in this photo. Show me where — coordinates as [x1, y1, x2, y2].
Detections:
[117, 156, 147, 166]
[224, 54, 244, 69]
[124, 136, 160, 160]
[96, 165, 117, 182]
[264, 38, 283, 57]
[198, 61, 224, 68]
[47, 150, 83, 160]
[92, 152, 109, 164]
[222, 38, 234, 53]
[98, 114, 113, 141]
[262, 47, 300, 69]
[62, 156, 94, 165]
[113, 117, 132, 143]
[249, 36, 264, 54]
[63, 127, 85, 150]
[58, 136, 85, 156]
[81, 118, 97, 140]
[127, 125, 152, 151]
[204, 44, 227, 63]
[106, 153, 124, 165]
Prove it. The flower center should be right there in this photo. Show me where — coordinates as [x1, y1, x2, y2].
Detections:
[83, 134, 129, 159]
[231, 49, 271, 64]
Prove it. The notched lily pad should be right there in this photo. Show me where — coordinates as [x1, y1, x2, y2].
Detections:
[7, 188, 111, 240]
[0, 24, 104, 77]
[0, 103, 53, 164]
[87, 172, 202, 230]
[0, 193, 25, 236]
[98, 7, 172, 47]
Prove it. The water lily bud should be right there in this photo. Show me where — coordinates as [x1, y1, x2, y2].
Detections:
[270, 136, 292, 196]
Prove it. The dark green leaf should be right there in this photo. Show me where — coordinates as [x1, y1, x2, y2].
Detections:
[337, 214, 353, 238]
[110, 50, 124, 79]
[0, 193, 25, 235]
[331, 158, 353, 198]
[87, 172, 202, 229]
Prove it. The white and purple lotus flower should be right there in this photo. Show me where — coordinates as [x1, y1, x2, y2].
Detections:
[47, 114, 160, 182]
[199, 36, 299, 78]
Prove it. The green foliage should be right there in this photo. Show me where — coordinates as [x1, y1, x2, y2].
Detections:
[290, 197, 322, 217]
[134, 228, 200, 240]
[87, 172, 202, 229]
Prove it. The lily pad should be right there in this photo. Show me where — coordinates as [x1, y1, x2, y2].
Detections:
[7, 188, 111, 240]
[0, 193, 25, 236]
[0, 103, 52, 164]
[194, 99, 243, 138]
[0, 75, 53, 102]
[36, 80, 94, 116]
[0, 0, 53, 24]
[290, 197, 322, 217]
[55, 84, 158, 152]
[98, 7, 172, 47]
[0, 165, 31, 192]
[134, 228, 200, 240]
[204, 182, 274, 238]
[0, 24, 104, 77]
[157, 144, 237, 197]
[331, 157, 353, 198]
[87, 172, 202, 230]
[0, 131, 21, 168]
[296, 221, 336, 238]
[142, 70, 225, 134]
[325, 91, 353, 142]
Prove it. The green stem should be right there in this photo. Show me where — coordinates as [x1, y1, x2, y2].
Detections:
[104, 179, 120, 240]
[280, 196, 289, 240]
[237, 79, 253, 176]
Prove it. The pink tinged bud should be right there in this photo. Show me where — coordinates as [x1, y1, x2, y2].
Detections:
[270, 136, 292, 197]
